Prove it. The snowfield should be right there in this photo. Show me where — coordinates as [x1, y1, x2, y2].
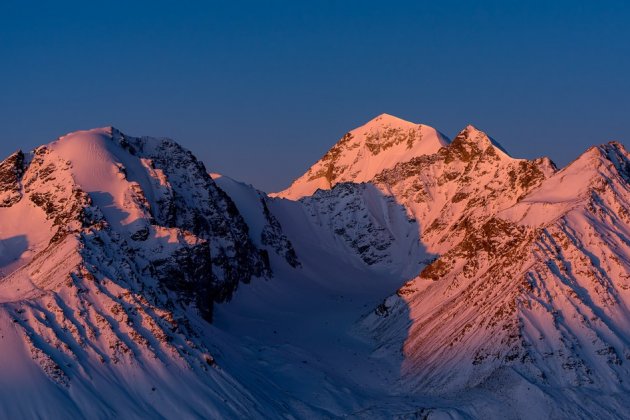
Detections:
[0, 115, 629, 419]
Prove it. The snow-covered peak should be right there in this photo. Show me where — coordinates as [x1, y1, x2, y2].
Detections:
[526, 141, 628, 203]
[49, 127, 146, 231]
[1, 126, 271, 307]
[501, 141, 629, 226]
[580, 141, 630, 176]
[271, 114, 449, 199]
[59, 125, 114, 137]
[358, 112, 419, 130]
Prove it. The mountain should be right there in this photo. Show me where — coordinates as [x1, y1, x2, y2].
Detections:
[0, 128, 279, 417]
[0, 117, 629, 419]
[371, 125, 557, 253]
[271, 113, 449, 200]
[268, 115, 630, 417]
[217, 170, 427, 277]
[361, 140, 630, 416]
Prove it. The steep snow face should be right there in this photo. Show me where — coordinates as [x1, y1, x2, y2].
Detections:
[272, 113, 449, 199]
[293, 183, 430, 276]
[49, 129, 147, 231]
[362, 141, 630, 416]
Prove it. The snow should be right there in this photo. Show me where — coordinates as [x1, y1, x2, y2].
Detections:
[0, 309, 83, 419]
[462, 124, 512, 158]
[212, 180, 435, 415]
[501, 144, 621, 226]
[0, 199, 53, 276]
[50, 128, 151, 233]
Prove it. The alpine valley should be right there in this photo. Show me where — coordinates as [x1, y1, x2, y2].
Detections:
[0, 114, 629, 419]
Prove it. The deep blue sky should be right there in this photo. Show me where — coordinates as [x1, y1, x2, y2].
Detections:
[1, 1, 629, 192]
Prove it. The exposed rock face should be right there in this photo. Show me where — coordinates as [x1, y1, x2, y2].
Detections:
[23, 146, 101, 244]
[304, 184, 397, 265]
[259, 197, 300, 268]
[109, 128, 270, 302]
[373, 125, 557, 253]
[210, 174, 302, 270]
[0, 150, 25, 207]
[298, 182, 427, 270]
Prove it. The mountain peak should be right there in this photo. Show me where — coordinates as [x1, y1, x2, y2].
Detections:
[575, 141, 630, 179]
[501, 140, 630, 226]
[463, 123, 481, 133]
[450, 125, 511, 158]
[364, 113, 417, 127]
[563, 141, 628, 171]
[58, 126, 115, 139]
[272, 115, 449, 199]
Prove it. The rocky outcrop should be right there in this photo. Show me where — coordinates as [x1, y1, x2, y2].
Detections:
[260, 198, 300, 268]
[294, 182, 427, 273]
[373, 125, 556, 253]
[0, 150, 25, 207]
[110, 129, 271, 302]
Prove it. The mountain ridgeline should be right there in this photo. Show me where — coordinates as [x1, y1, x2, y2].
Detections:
[0, 116, 629, 418]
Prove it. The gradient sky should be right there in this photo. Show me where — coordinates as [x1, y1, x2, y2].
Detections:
[1, 1, 629, 192]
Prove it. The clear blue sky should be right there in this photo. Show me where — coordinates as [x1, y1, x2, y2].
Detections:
[1, 1, 629, 192]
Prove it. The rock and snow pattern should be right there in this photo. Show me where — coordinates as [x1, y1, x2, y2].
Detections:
[0, 115, 629, 418]
[0, 127, 272, 417]
[271, 113, 449, 200]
